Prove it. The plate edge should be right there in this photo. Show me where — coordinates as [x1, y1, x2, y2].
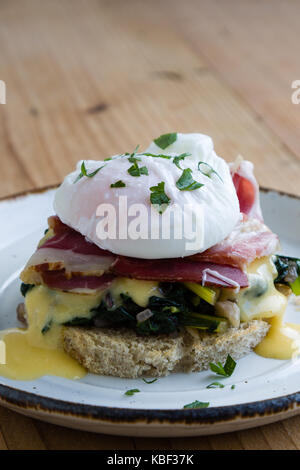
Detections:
[0, 184, 299, 425]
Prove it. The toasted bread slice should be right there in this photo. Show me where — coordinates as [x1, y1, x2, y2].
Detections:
[62, 320, 269, 378]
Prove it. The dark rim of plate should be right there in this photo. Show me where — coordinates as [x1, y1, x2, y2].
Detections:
[0, 185, 299, 426]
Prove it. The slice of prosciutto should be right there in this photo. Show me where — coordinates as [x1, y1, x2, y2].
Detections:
[230, 158, 263, 221]
[22, 210, 276, 290]
[20, 216, 117, 290]
[21, 217, 249, 289]
[22, 217, 116, 277]
[40, 271, 114, 293]
[190, 216, 279, 270]
[112, 257, 248, 287]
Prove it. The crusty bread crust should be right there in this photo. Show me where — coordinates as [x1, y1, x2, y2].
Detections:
[63, 321, 269, 378]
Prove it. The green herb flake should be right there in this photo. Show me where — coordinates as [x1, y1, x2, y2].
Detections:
[150, 181, 171, 213]
[126, 145, 148, 177]
[144, 152, 191, 170]
[198, 161, 223, 182]
[154, 132, 177, 149]
[176, 168, 204, 191]
[143, 152, 171, 160]
[74, 161, 104, 183]
[124, 389, 140, 396]
[110, 180, 126, 188]
[128, 163, 148, 177]
[231, 384, 236, 390]
[128, 155, 142, 163]
[206, 382, 225, 389]
[173, 153, 190, 169]
[209, 354, 237, 377]
[142, 378, 158, 384]
[183, 400, 209, 409]
[126, 144, 140, 160]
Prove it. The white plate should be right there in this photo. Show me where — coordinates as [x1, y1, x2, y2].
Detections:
[0, 186, 299, 437]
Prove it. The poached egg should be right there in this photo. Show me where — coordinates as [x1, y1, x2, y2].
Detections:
[54, 133, 240, 259]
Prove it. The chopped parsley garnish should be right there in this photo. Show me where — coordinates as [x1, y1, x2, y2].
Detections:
[154, 132, 177, 149]
[126, 145, 148, 177]
[142, 378, 158, 384]
[124, 389, 140, 396]
[125, 144, 140, 159]
[176, 168, 204, 191]
[128, 155, 141, 163]
[128, 163, 148, 177]
[206, 382, 225, 389]
[198, 161, 223, 182]
[173, 153, 190, 169]
[150, 181, 171, 213]
[143, 152, 191, 170]
[183, 400, 209, 409]
[74, 161, 105, 183]
[143, 152, 171, 160]
[231, 384, 236, 390]
[209, 354, 236, 377]
[110, 180, 126, 188]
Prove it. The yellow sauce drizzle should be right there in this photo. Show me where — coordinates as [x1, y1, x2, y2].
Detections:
[255, 312, 300, 360]
[222, 257, 300, 360]
[0, 279, 160, 381]
[0, 285, 105, 381]
[0, 329, 86, 380]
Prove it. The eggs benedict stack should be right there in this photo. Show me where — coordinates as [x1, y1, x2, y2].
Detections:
[18, 133, 300, 378]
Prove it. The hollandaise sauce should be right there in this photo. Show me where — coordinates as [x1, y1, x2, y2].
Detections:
[0, 257, 299, 381]
[255, 314, 300, 360]
[0, 329, 86, 380]
[0, 285, 105, 380]
[235, 257, 300, 360]
[0, 278, 161, 380]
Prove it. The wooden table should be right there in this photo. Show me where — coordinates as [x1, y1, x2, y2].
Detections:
[0, 0, 300, 450]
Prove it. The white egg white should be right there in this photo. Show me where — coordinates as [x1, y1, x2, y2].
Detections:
[54, 133, 240, 259]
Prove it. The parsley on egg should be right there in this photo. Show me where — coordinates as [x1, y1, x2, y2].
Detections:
[149, 181, 170, 214]
[110, 180, 126, 188]
[198, 161, 223, 182]
[176, 168, 204, 191]
[74, 161, 105, 183]
[154, 132, 177, 149]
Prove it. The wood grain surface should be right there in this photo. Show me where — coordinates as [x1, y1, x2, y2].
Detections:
[0, 0, 299, 450]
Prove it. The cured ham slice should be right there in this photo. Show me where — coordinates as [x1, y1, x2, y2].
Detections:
[40, 271, 114, 293]
[230, 159, 263, 221]
[21, 217, 116, 281]
[190, 217, 279, 269]
[112, 257, 248, 287]
[23, 246, 115, 276]
[45, 217, 113, 257]
[22, 214, 276, 289]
